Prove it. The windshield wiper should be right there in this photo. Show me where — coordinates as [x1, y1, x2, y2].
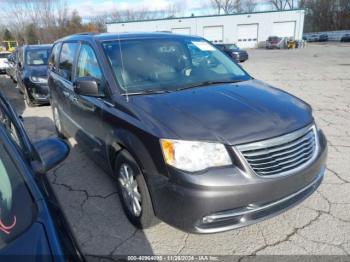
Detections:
[175, 80, 245, 91]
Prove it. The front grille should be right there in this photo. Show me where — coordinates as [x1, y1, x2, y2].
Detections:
[236, 125, 318, 177]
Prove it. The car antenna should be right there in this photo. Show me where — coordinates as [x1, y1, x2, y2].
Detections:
[117, 29, 128, 102]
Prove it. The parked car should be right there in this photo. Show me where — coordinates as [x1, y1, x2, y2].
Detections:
[340, 34, 350, 42]
[214, 44, 248, 63]
[16, 45, 52, 107]
[0, 91, 84, 260]
[0, 51, 11, 74]
[318, 34, 328, 42]
[6, 50, 18, 83]
[266, 36, 286, 49]
[49, 33, 328, 234]
[307, 34, 319, 42]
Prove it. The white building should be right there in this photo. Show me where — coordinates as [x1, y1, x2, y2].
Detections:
[107, 9, 305, 49]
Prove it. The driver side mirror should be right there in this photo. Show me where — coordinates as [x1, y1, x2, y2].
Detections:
[31, 138, 70, 175]
[74, 77, 104, 97]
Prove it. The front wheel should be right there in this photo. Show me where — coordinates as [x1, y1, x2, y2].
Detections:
[114, 150, 158, 229]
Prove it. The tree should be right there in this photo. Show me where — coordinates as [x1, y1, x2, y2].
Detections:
[210, 0, 243, 14]
[267, 0, 294, 10]
[25, 24, 38, 44]
[3, 29, 13, 41]
[298, 0, 350, 33]
[243, 0, 257, 12]
[210, 0, 259, 14]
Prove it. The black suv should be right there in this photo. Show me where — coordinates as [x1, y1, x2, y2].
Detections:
[49, 33, 327, 233]
[17, 45, 52, 107]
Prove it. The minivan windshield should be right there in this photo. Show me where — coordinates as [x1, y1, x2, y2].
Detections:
[0, 53, 9, 59]
[225, 44, 239, 50]
[102, 38, 251, 94]
[26, 49, 50, 66]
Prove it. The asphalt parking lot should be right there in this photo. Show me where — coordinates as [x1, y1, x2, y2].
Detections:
[1, 43, 350, 260]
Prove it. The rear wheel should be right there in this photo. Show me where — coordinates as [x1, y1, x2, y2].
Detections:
[17, 84, 23, 94]
[114, 150, 157, 229]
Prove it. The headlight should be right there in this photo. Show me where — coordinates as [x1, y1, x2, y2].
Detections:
[30, 76, 48, 84]
[160, 139, 232, 172]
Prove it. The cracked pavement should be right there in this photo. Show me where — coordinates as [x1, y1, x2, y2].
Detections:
[0, 43, 349, 260]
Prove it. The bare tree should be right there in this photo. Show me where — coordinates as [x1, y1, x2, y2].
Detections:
[210, 0, 244, 14]
[243, 0, 257, 12]
[105, 3, 182, 23]
[267, 0, 294, 10]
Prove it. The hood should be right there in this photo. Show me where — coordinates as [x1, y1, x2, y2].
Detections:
[26, 65, 49, 77]
[131, 80, 313, 145]
[0, 58, 8, 65]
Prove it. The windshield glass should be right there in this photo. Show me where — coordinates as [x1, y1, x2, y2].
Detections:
[225, 44, 239, 50]
[102, 38, 250, 94]
[0, 140, 35, 249]
[26, 49, 50, 66]
[0, 53, 9, 59]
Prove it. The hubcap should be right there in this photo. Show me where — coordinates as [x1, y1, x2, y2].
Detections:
[118, 164, 142, 217]
[53, 107, 61, 132]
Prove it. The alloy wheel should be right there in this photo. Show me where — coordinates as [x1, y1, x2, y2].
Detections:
[118, 164, 142, 217]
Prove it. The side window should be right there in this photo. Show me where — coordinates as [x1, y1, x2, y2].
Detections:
[58, 42, 78, 82]
[76, 44, 102, 81]
[48, 43, 61, 71]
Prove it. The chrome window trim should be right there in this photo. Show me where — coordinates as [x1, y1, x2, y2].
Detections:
[234, 124, 320, 178]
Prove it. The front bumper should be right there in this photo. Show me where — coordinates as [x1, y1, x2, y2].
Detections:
[25, 80, 50, 104]
[237, 53, 248, 62]
[151, 130, 327, 233]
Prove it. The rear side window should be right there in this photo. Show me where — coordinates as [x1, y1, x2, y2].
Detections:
[58, 42, 78, 81]
[49, 43, 61, 71]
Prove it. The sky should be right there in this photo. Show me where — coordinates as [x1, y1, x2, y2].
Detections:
[67, 0, 211, 18]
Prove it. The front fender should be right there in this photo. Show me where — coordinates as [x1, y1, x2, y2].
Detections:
[106, 128, 168, 181]
[105, 128, 170, 216]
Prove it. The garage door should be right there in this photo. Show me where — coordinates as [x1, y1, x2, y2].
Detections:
[237, 24, 258, 49]
[171, 27, 191, 35]
[203, 26, 223, 43]
[273, 21, 296, 38]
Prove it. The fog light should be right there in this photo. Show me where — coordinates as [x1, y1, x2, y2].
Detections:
[202, 216, 215, 224]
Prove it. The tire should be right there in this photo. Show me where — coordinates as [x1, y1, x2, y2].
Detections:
[24, 88, 35, 107]
[114, 150, 158, 229]
[52, 105, 67, 139]
[17, 84, 23, 94]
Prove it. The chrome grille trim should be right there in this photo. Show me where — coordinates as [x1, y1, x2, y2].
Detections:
[235, 124, 319, 178]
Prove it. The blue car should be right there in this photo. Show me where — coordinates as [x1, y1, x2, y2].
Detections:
[0, 91, 84, 261]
